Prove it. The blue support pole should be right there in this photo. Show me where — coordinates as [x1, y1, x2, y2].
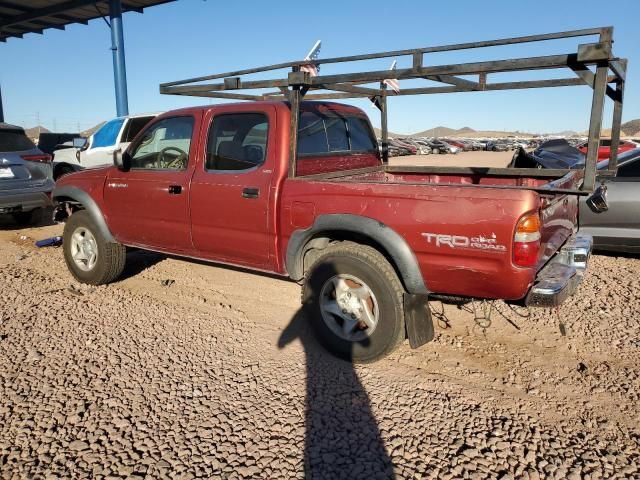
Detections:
[109, 0, 129, 117]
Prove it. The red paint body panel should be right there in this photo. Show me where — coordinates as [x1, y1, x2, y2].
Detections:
[55, 101, 579, 301]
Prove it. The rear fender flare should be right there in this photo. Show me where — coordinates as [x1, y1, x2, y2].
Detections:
[52, 185, 116, 243]
[286, 214, 428, 295]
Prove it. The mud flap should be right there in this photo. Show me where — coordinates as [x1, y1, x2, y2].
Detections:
[404, 293, 434, 349]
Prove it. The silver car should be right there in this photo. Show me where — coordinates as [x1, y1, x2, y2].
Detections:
[580, 148, 640, 253]
[0, 123, 54, 225]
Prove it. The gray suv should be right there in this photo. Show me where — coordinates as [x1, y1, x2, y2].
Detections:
[0, 123, 54, 225]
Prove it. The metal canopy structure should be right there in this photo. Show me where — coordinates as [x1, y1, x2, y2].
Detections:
[160, 26, 627, 193]
[0, 0, 175, 120]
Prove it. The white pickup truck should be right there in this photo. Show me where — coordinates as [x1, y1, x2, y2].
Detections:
[52, 113, 159, 179]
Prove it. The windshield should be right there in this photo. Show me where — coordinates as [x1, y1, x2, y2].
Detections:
[92, 118, 125, 148]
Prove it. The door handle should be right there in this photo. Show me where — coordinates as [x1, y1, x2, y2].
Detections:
[242, 187, 260, 199]
[168, 185, 182, 194]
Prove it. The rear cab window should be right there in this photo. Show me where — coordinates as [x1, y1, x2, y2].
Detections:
[296, 105, 379, 176]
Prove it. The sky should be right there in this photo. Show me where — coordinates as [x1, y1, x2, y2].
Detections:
[1, 0, 638, 135]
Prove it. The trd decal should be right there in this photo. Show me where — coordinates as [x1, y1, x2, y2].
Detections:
[422, 232, 507, 252]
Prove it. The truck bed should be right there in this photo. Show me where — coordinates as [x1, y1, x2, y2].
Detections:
[310, 165, 582, 193]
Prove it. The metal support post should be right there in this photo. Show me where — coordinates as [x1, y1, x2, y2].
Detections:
[583, 64, 607, 192]
[608, 60, 626, 174]
[288, 87, 301, 178]
[109, 0, 129, 117]
[380, 83, 389, 164]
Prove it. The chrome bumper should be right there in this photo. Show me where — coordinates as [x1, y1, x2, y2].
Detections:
[525, 234, 593, 307]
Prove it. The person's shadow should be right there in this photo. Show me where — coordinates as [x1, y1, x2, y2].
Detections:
[278, 265, 396, 480]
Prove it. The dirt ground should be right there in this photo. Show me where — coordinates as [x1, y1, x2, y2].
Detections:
[1, 152, 639, 479]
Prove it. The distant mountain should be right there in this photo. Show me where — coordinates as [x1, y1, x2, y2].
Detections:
[372, 127, 402, 138]
[81, 122, 105, 138]
[554, 130, 579, 137]
[622, 119, 640, 136]
[24, 125, 50, 138]
[413, 126, 462, 137]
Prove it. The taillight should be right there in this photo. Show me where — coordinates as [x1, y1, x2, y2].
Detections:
[21, 154, 52, 163]
[513, 212, 541, 267]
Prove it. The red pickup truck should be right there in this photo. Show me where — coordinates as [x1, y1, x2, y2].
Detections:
[53, 101, 592, 362]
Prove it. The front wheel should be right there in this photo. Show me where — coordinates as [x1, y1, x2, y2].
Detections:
[302, 242, 406, 363]
[63, 210, 126, 285]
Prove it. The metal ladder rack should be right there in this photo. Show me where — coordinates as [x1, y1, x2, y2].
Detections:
[160, 26, 626, 191]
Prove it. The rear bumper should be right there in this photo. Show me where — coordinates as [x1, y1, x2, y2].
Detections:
[525, 234, 592, 307]
[0, 191, 52, 214]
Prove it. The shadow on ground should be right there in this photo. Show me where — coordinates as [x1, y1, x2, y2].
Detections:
[0, 207, 55, 230]
[117, 249, 167, 281]
[278, 263, 395, 480]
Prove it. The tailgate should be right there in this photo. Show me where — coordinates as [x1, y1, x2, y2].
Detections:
[537, 193, 578, 270]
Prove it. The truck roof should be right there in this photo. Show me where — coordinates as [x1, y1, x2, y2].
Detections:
[159, 100, 369, 118]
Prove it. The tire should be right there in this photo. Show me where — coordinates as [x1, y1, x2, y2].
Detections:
[432, 148, 439, 155]
[11, 208, 41, 226]
[62, 210, 126, 285]
[302, 241, 406, 363]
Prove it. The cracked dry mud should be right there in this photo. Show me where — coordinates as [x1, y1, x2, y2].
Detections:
[0, 222, 639, 479]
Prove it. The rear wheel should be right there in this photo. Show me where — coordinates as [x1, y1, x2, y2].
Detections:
[63, 210, 126, 285]
[303, 242, 405, 363]
[432, 148, 440, 154]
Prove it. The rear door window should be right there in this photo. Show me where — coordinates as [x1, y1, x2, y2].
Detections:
[0, 129, 36, 152]
[206, 113, 269, 171]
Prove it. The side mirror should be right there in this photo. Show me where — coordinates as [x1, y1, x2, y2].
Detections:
[587, 183, 608, 213]
[113, 149, 130, 171]
[72, 137, 87, 149]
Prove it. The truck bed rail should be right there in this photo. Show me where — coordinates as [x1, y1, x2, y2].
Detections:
[160, 27, 626, 192]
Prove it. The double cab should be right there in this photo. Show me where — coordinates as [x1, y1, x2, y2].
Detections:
[53, 101, 592, 362]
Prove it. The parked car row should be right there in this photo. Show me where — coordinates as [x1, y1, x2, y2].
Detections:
[383, 137, 462, 156]
[382, 137, 546, 157]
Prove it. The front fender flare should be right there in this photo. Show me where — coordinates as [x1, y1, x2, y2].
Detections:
[286, 214, 428, 295]
[52, 185, 116, 243]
